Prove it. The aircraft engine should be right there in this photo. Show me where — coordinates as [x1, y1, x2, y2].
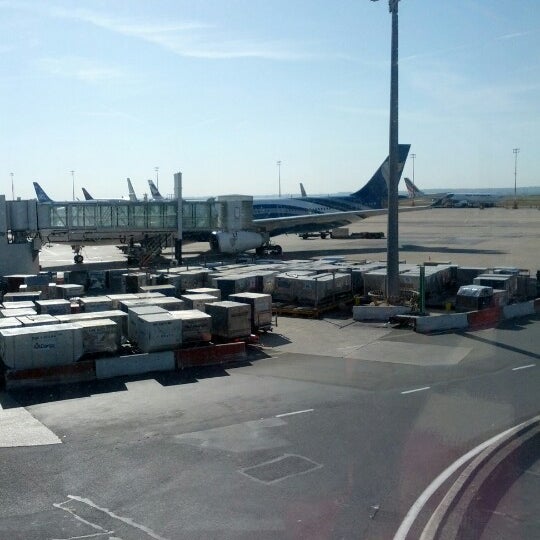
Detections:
[209, 231, 265, 254]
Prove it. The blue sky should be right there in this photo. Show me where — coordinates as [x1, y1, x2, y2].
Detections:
[1, 0, 539, 199]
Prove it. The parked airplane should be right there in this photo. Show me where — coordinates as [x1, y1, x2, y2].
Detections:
[81, 178, 140, 202]
[405, 177, 424, 198]
[148, 179, 164, 200]
[439, 193, 502, 208]
[252, 144, 410, 219]
[300, 182, 307, 197]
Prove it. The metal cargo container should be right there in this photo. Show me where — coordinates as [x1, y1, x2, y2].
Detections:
[168, 270, 209, 293]
[136, 313, 182, 353]
[492, 289, 509, 307]
[0, 307, 37, 318]
[273, 274, 298, 302]
[3, 291, 41, 303]
[106, 268, 130, 293]
[87, 270, 108, 293]
[205, 301, 251, 339]
[55, 310, 128, 340]
[122, 272, 147, 294]
[120, 297, 185, 313]
[295, 273, 352, 305]
[4, 274, 35, 293]
[139, 284, 177, 297]
[106, 293, 140, 309]
[185, 288, 222, 300]
[456, 266, 489, 287]
[250, 270, 279, 294]
[35, 299, 71, 315]
[350, 263, 386, 293]
[180, 294, 218, 312]
[56, 284, 85, 299]
[1, 300, 36, 310]
[74, 319, 120, 355]
[169, 310, 212, 343]
[455, 285, 493, 312]
[78, 296, 114, 312]
[229, 292, 272, 330]
[473, 274, 517, 297]
[17, 314, 58, 327]
[127, 305, 168, 342]
[212, 274, 257, 298]
[0, 323, 83, 370]
[0, 317, 22, 330]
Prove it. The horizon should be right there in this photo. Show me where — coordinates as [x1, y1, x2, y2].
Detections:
[1, 1, 539, 200]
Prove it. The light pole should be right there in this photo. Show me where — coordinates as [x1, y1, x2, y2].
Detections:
[10, 172, 14, 200]
[372, 0, 400, 302]
[410, 153, 416, 205]
[155, 166, 159, 190]
[70, 170, 75, 201]
[512, 148, 520, 209]
[277, 160, 282, 197]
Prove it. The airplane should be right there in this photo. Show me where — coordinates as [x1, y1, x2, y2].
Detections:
[252, 144, 411, 219]
[81, 178, 140, 202]
[438, 193, 502, 208]
[300, 182, 307, 197]
[405, 177, 424, 198]
[148, 179, 164, 200]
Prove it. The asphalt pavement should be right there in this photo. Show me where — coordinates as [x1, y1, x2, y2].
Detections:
[1, 313, 539, 539]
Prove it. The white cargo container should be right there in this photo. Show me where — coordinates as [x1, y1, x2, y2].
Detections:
[74, 319, 120, 355]
[136, 313, 182, 353]
[180, 294, 218, 312]
[120, 296, 185, 313]
[55, 310, 128, 341]
[205, 301, 251, 339]
[0, 323, 83, 370]
[139, 284, 177, 296]
[0, 317, 22, 330]
[106, 293, 140, 309]
[169, 310, 212, 343]
[56, 284, 85, 299]
[229, 292, 272, 330]
[79, 296, 114, 312]
[127, 305, 168, 343]
[1, 300, 36, 310]
[35, 299, 71, 315]
[0, 307, 37, 318]
[185, 288, 222, 300]
[17, 314, 58, 327]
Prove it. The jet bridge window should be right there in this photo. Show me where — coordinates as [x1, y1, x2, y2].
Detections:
[148, 204, 163, 228]
[165, 204, 176, 228]
[98, 205, 113, 227]
[130, 205, 145, 228]
[116, 205, 128, 227]
[50, 206, 67, 227]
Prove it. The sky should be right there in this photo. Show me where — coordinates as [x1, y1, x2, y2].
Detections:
[1, 0, 539, 200]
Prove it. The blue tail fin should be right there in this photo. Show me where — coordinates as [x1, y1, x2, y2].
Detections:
[33, 182, 53, 203]
[350, 144, 410, 207]
[82, 187, 94, 201]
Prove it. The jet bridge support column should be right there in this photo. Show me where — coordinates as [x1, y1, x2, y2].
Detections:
[174, 172, 183, 264]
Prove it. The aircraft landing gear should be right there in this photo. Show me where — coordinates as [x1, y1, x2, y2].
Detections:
[72, 246, 84, 264]
[256, 244, 282, 257]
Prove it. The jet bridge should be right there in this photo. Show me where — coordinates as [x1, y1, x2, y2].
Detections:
[0, 192, 255, 270]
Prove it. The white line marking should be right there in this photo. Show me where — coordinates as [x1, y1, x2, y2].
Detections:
[392, 419, 532, 540]
[512, 363, 536, 371]
[52, 502, 109, 533]
[401, 386, 430, 395]
[275, 409, 314, 418]
[64, 495, 169, 540]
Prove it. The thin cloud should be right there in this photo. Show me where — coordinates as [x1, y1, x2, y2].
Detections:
[38, 56, 125, 84]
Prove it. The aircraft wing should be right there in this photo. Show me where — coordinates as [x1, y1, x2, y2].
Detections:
[253, 206, 429, 237]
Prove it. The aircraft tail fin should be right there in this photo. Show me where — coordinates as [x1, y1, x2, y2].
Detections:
[350, 144, 411, 207]
[300, 182, 307, 197]
[33, 182, 53, 203]
[82, 187, 94, 201]
[148, 179, 164, 200]
[404, 177, 424, 198]
[127, 178, 138, 202]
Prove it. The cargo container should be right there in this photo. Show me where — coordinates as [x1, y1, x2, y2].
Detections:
[3, 291, 42, 303]
[35, 299, 71, 315]
[0, 307, 37, 318]
[4, 274, 35, 292]
[456, 267, 489, 287]
[295, 273, 352, 305]
[229, 292, 272, 330]
[185, 288, 222, 300]
[78, 296, 114, 312]
[17, 314, 58, 327]
[122, 272, 147, 294]
[55, 310, 128, 340]
[56, 284, 85, 299]
[74, 318, 120, 355]
[211, 274, 258, 298]
[455, 285, 493, 312]
[205, 301, 251, 339]
[181, 294, 218, 312]
[492, 289, 509, 307]
[127, 305, 168, 343]
[106, 293, 140, 309]
[136, 313, 182, 353]
[1, 300, 36, 310]
[169, 310, 212, 343]
[119, 297, 185, 313]
[139, 284, 177, 297]
[87, 270, 108, 293]
[473, 274, 518, 297]
[0, 317, 22, 330]
[0, 323, 83, 370]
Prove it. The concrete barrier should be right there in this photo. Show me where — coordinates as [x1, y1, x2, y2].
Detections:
[353, 305, 411, 321]
[95, 351, 175, 379]
[467, 306, 502, 328]
[502, 300, 535, 320]
[4, 360, 96, 389]
[415, 313, 469, 334]
[176, 342, 247, 369]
